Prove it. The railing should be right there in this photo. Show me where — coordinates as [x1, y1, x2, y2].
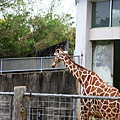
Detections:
[0, 55, 80, 74]
[0, 86, 120, 120]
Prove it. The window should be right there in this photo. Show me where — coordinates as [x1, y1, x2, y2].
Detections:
[92, 1, 110, 28]
[92, 0, 120, 28]
[112, 0, 120, 26]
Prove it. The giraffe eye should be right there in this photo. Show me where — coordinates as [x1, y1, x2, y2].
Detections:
[60, 56, 63, 59]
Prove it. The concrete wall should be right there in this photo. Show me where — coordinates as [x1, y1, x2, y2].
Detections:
[90, 27, 120, 40]
[0, 70, 76, 94]
[0, 71, 76, 119]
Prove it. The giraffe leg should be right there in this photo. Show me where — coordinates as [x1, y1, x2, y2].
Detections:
[80, 99, 102, 120]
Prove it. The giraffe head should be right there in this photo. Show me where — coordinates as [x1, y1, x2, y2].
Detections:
[51, 46, 68, 68]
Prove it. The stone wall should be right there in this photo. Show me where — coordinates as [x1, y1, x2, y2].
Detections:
[0, 70, 76, 94]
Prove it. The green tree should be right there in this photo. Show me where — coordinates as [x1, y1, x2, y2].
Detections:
[0, 0, 34, 57]
[26, 0, 75, 55]
[0, 0, 75, 58]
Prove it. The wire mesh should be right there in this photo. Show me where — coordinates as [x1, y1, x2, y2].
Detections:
[0, 95, 12, 120]
[26, 94, 120, 120]
[0, 92, 119, 120]
[27, 96, 77, 120]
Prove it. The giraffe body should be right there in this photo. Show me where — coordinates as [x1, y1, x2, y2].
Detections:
[51, 47, 120, 120]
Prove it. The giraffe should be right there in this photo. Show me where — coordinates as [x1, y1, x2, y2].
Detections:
[51, 46, 120, 120]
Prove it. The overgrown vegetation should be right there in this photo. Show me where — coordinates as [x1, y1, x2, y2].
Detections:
[0, 0, 75, 58]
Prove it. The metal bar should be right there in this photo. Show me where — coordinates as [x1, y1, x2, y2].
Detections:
[40, 57, 42, 72]
[28, 101, 31, 120]
[0, 55, 80, 60]
[73, 98, 76, 120]
[0, 92, 119, 100]
[10, 96, 13, 120]
[109, 0, 112, 27]
[0, 59, 2, 74]
[0, 67, 66, 73]
[0, 92, 14, 95]
[42, 101, 44, 120]
[24, 93, 120, 100]
[1, 68, 43, 73]
[0, 56, 78, 73]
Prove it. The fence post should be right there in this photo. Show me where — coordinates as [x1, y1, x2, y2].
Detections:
[40, 57, 43, 71]
[73, 98, 77, 120]
[13, 86, 27, 120]
[10, 96, 13, 120]
[0, 59, 2, 74]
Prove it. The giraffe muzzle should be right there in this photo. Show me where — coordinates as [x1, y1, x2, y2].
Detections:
[51, 63, 56, 68]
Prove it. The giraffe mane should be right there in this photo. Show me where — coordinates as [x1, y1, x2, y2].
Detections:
[60, 48, 88, 71]
[60, 48, 109, 84]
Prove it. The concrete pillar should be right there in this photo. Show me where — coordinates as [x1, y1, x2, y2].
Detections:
[75, 0, 92, 69]
[13, 86, 27, 120]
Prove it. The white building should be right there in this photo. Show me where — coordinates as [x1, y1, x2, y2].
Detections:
[75, 0, 120, 90]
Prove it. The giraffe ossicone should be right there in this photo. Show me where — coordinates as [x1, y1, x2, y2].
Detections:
[51, 46, 120, 120]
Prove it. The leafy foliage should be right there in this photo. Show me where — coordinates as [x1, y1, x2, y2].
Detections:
[0, 0, 75, 58]
[0, 0, 32, 57]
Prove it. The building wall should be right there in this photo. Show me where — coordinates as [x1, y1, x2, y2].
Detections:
[75, 0, 92, 69]
[90, 27, 120, 40]
[75, 0, 120, 87]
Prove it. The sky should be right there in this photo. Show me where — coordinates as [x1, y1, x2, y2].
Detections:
[61, 0, 76, 23]
[58, 0, 76, 18]
[0, 0, 76, 26]
[32, 0, 76, 25]
[40, 0, 76, 16]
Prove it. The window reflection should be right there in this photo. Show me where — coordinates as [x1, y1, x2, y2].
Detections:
[92, 1, 110, 28]
[112, 0, 120, 27]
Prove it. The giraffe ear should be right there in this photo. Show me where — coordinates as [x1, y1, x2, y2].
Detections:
[64, 51, 68, 54]
[54, 48, 60, 56]
[55, 45, 60, 49]
[60, 45, 63, 49]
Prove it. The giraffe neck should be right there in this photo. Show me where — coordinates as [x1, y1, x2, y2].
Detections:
[62, 53, 89, 86]
[59, 51, 120, 98]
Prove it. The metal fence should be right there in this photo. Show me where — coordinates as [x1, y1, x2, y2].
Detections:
[0, 56, 80, 74]
[0, 93, 13, 120]
[0, 91, 120, 120]
[27, 95, 75, 120]
[26, 93, 120, 120]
